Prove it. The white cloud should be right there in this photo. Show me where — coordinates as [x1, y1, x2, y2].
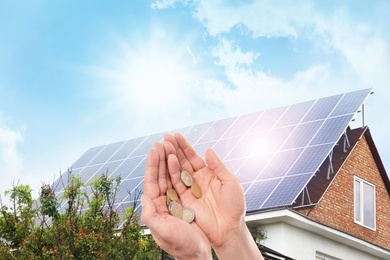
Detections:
[192, 1, 390, 88]
[315, 12, 390, 87]
[212, 38, 259, 69]
[0, 113, 24, 196]
[193, 0, 312, 37]
[150, 0, 181, 9]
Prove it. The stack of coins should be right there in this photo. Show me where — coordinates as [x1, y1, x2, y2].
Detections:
[165, 170, 202, 223]
[166, 187, 195, 223]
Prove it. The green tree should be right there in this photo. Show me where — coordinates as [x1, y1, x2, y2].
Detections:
[0, 173, 160, 259]
[0, 183, 35, 250]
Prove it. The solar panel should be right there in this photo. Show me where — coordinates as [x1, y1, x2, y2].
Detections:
[52, 88, 372, 215]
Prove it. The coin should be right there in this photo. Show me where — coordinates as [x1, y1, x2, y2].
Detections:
[190, 178, 202, 198]
[169, 201, 183, 218]
[166, 188, 179, 202]
[181, 170, 193, 187]
[181, 207, 195, 223]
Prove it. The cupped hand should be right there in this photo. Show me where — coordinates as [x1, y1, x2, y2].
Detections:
[141, 142, 211, 260]
[164, 133, 247, 249]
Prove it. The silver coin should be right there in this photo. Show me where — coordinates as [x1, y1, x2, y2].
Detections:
[168, 201, 183, 218]
[181, 207, 195, 223]
[181, 170, 193, 187]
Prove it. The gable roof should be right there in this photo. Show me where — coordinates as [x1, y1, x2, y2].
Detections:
[364, 127, 390, 194]
[51, 89, 373, 217]
[294, 126, 390, 207]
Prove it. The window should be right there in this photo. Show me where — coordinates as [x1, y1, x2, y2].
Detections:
[354, 176, 376, 230]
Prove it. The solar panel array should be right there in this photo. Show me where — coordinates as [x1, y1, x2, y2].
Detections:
[52, 88, 372, 217]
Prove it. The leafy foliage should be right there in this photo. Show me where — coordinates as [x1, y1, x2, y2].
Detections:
[0, 173, 160, 259]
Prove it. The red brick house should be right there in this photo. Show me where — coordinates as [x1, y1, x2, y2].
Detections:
[248, 126, 390, 259]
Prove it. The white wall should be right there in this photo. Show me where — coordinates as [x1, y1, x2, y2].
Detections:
[262, 222, 383, 260]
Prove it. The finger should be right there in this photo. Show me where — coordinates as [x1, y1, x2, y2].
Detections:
[166, 133, 194, 173]
[174, 132, 206, 172]
[154, 142, 168, 195]
[167, 153, 195, 204]
[140, 195, 157, 230]
[163, 140, 176, 189]
[205, 148, 233, 182]
[143, 147, 160, 200]
[164, 133, 176, 147]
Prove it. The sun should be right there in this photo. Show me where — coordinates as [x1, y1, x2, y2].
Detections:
[93, 25, 199, 117]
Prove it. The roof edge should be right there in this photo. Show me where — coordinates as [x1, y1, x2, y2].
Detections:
[363, 127, 390, 196]
[246, 209, 390, 258]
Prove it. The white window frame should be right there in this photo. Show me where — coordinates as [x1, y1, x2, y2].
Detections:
[354, 176, 376, 230]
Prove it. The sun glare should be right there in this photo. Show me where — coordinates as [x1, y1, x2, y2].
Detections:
[98, 25, 198, 116]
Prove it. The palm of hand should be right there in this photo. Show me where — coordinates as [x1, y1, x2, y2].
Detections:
[164, 133, 247, 248]
[178, 161, 246, 248]
[150, 195, 209, 255]
[141, 144, 210, 258]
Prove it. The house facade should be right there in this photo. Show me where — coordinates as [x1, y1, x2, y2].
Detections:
[247, 127, 390, 259]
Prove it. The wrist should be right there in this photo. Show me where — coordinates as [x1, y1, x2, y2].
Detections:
[174, 242, 212, 260]
[212, 220, 263, 260]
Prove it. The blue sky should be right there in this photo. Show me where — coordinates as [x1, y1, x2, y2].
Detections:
[1, 0, 389, 197]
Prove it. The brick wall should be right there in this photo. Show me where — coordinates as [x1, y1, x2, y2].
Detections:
[298, 135, 390, 250]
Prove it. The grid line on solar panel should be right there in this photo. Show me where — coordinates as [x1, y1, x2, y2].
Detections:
[184, 121, 215, 144]
[261, 173, 313, 209]
[130, 133, 164, 157]
[227, 104, 312, 184]
[88, 141, 126, 166]
[287, 143, 334, 176]
[198, 117, 238, 143]
[235, 153, 273, 183]
[54, 168, 83, 193]
[78, 164, 104, 184]
[72, 145, 106, 169]
[222, 112, 262, 138]
[247, 106, 288, 133]
[168, 126, 192, 136]
[194, 141, 217, 158]
[256, 148, 305, 180]
[116, 177, 144, 204]
[275, 100, 315, 127]
[224, 131, 267, 160]
[212, 136, 242, 161]
[280, 120, 324, 150]
[108, 156, 146, 180]
[244, 179, 281, 211]
[330, 88, 372, 117]
[302, 94, 343, 122]
[109, 137, 146, 162]
[309, 114, 353, 146]
[125, 156, 147, 179]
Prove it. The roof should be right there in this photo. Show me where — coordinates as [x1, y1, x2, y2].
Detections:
[364, 127, 390, 194]
[294, 126, 390, 207]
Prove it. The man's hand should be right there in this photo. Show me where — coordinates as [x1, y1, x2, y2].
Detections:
[141, 142, 212, 260]
[165, 133, 264, 260]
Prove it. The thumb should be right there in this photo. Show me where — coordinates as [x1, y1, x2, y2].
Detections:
[205, 148, 232, 181]
[140, 195, 157, 229]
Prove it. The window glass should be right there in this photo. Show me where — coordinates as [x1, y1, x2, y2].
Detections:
[363, 182, 375, 228]
[354, 179, 361, 221]
[354, 177, 376, 230]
